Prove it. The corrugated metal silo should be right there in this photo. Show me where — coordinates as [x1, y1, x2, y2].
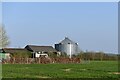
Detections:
[55, 37, 80, 58]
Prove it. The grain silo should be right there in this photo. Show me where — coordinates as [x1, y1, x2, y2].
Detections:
[55, 37, 80, 58]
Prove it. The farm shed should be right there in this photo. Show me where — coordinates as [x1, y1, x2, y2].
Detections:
[25, 45, 59, 58]
[1, 48, 32, 58]
[2, 48, 30, 53]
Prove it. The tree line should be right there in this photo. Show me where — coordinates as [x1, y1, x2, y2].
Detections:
[74, 51, 118, 61]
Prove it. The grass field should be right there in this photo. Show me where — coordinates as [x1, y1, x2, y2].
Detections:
[2, 61, 119, 79]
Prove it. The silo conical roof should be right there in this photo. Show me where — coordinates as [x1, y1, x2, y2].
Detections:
[60, 37, 76, 44]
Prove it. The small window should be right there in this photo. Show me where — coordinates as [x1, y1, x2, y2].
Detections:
[68, 43, 70, 44]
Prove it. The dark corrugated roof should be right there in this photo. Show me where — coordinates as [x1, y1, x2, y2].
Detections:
[25, 45, 57, 52]
[2, 48, 29, 53]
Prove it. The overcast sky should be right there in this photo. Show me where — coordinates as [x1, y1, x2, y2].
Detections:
[2, 2, 118, 53]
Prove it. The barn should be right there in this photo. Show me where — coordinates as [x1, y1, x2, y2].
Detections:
[25, 45, 59, 58]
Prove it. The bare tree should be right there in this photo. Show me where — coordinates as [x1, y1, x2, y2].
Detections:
[0, 24, 10, 48]
[99, 51, 104, 61]
[89, 51, 95, 61]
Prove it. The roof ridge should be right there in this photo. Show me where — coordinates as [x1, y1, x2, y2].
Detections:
[27, 45, 52, 47]
[3, 48, 24, 49]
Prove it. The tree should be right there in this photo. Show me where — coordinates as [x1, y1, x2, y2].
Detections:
[97, 51, 104, 61]
[0, 24, 10, 48]
[77, 51, 84, 59]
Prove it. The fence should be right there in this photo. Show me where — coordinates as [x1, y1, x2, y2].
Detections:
[1, 57, 81, 64]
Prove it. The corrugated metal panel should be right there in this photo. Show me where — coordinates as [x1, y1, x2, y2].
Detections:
[0, 53, 6, 59]
[55, 44, 59, 51]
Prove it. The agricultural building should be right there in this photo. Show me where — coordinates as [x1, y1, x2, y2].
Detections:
[25, 45, 58, 58]
[55, 37, 80, 58]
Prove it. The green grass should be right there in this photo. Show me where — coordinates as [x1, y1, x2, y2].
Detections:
[2, 61, 119, 78]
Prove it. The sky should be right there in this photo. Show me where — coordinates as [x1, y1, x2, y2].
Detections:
[2, 2, 118, 53]
[0, 2, 2, 23]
